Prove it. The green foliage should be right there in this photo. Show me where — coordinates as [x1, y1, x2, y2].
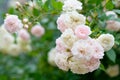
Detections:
[0, 0, 120, 80]
[113, 9, 120, 14]
[99, 64, 105, 71]
[37, 0, 63, 12]
[105, 0, 114, 10]
[106, 49, 116, 63]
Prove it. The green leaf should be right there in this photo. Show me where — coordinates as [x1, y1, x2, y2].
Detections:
[36, 0, 44, 6]
[106, 0, 114, 10]
[106, 49, 116, 63]
[99, 64, 105, 71]
[51, 0, 63, 10]
[42, 0, 50, 11]
[32, 8, 39, 16]
[8, 8, 15, 14]
[88, 0, 103, 5]
[113, 9, 120, 14]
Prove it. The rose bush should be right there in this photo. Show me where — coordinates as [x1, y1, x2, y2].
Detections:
[0, 0, 120, 80]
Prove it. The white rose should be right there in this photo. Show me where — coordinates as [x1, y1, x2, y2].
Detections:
[48, 48, 57, 66]
[97, 34, 114, 51]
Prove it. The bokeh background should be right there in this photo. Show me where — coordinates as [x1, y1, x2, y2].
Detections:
[0, 0, 120, 80]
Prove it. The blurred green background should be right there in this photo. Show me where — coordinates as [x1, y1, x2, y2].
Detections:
[0, 0, 8, 24]
[0, 0, 120, 80]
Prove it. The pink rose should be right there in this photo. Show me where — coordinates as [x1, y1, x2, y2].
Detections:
[18, 29, 30, 41]
[106, 20, 120, 32]
[31, 25, 45, 37]
[55, 38, 67, 52]
[75, 24, 91, 39]
[4, 15, 23, 33]
[57, 15, 68, 32]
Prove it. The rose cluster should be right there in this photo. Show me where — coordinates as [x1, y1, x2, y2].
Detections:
[0, 12, 45, 56]
[48, 0, 114, 74]
[0, 25, 31, 56]
[4, 14, 45, 37]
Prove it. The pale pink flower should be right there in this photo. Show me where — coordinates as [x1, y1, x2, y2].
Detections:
[68, 56, 100, 74]
[55, 38, 68, 52]
[106, 20, 120, 32]
[0, 25, 11, 37]
[71, 38, 93, 60]
[106, 65, 119, 77]
[57, 11, 86, 32]
[97, 34, 114, 51]
[85, 57, 100, 72]
[91, 39, 104, 59]
[48, 48, 57, 66]
[31, 25, 45, 37]
[4, 15, 23, 33]
[57, 15, 68, 32]
[8, 44, 21, 56]
[61, 29, 78, 49]
[69, 57, 88, 74]
[63, 0, 82, 11]
[18, 29, 30, 41]
[56, 29, 78, 52]
[55, 52, 72, 71]
[71, 38, 104, 60]
[75, 24, 91, 39]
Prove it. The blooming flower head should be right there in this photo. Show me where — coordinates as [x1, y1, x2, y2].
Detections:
[0, 33, 14, 53]
[57, 11, 86, 32]
[71, 38, 104, 60]
[48, 48, 57, 66]
[97, 34, 114, 51]
[18, 29, 30, 41]
[91, 39, 104, 59]
[61, 29, 78, 48]
[106, 65, 119, 77]
[56, 37, 68, 52]
[68, 56, 100, 74]
[53, 0, 107, 74]
[31, 24, 45, 37]
[75, 24, 91, 39]
[16, 37, 31, 46]
[0, 25, 9, 37]
[106, 20, 120, 32]
[63, 0, 82, 11]
[2, 34, 14, 45]
[8, 44, 21, 56]
[57, 14, 68, 32]
[4, 15, 23, 33]
[0, 26, 14, 47]
[55, 52, 72, 71]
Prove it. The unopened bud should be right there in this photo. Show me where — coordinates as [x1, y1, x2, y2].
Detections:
[24, 24, 29, 29]
[23, 18, 28, 23]
[6, 13, 9, 16]
[16, 1, 21, 7]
